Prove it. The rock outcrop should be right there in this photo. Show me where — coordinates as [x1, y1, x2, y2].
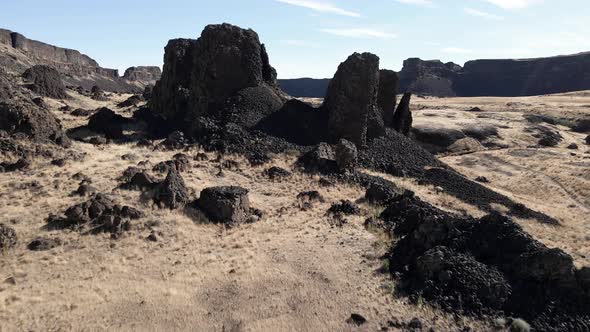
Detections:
[398, 58, 460, 97]
[399, 52, 590, 97]
[377, 69, 399, 127]
[150, 23, 283, 134]
[195, 186, 252, 224]
[322, 52, 381, 147]
[22, 65, 67, 99]
[123, 66, 162, 83]
[392, 92, 412, 136]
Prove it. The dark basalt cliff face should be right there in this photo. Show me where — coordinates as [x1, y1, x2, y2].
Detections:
[398, 58, 461, 97]
[454, 52, 590, 96]
[282, 52, 590, 98]
[0, 28, 158, 92]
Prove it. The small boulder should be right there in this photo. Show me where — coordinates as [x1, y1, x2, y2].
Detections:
[87, 107, 128, 139]
[28, 237, 61, 251]
[328, 200, 360, 215]
[153, 167, 190, 209]
[334, 138, 358, 172]
[567, 143, 579, 150]
[265, 166, 291, 180]
[196, 186, 251, 224]
[298, 142, 337, 174]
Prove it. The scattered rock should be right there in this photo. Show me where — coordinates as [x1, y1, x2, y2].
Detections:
[48, 194, 142, 237]
[196, 186, 252, 224]
[90, 85, 108, 101]
[71, 108, 92, 117]
[265, 166, 291, 180]
[586, 135, 590, 145]
[153, 167, 190, 209]
[0, 223, 17, 250]
[121, 171, 157, 191]
[194, 152, 209, 161]
[27, 237, 61, 251]
[475, 176, 490, 183]
[247, 152, 270, 166]
[567, 143, 579, 150]
[153, 155, 190, 173]
[161, 131, 188, 150]
[346, 313, 367, 326]
[146, 232, 158, 242]
[408, 318, 423, 329]
[0, 158, 30, 172]
[51, 158, 66, 167]
[328, 200, 360, 215]
[538, 130, 563, 147]
[297, 190, 324, 203]
[365, 182, 407, 205]
[71, 183, 97, 196]
[334, 138, 358, 172]
[117, 94, 143, 108]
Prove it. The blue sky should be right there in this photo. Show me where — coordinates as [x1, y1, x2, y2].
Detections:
[1, 0, 589, 78]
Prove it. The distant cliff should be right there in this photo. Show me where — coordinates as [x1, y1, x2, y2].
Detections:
[0, 28, 159, 92]
[282, 52, 590, 98]
[400, 53, 590, 97]
[123, 66, 162, 83]
[278, 78, 330, 98]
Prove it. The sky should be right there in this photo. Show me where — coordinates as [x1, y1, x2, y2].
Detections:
[1, 0, 589, 78]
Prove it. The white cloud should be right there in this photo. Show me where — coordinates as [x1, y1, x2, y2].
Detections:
[275, 0, 361, 17]
[464, 8, 504, 20]
[394, 0, 434, 6]
[484, 0, 540, 10]
[442, 47, 474, 54]
[320, 28, 397, 39]
[280, 39, 322, 48]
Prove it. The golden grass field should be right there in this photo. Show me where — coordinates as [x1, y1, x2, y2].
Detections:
[0, 90, 588, 331]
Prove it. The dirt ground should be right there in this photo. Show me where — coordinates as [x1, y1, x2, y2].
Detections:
[1, 90, 589, 331]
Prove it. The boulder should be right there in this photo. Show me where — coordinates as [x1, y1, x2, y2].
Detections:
[87, 107, 128, 139]
[117, 94, 143, 108]
[297, 142, 337, 174]
[365, 181, 407, 205]
[196, 186, 251, 224]
[153, 167, 190, 209]
[0, 101, 70, 146]
[334, 138, 357, 172]
[28, 237, 61, 251]
[0, 223, 17, 250]
[392, 92, 412, 136]
[322, 52, 380, 147]
[264, 166, 291, 180]
[22, 65, 67, 99]
[377, 69, 399, 127]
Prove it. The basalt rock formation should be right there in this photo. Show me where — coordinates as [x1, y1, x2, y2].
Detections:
[322, 52, 381, 147]
[392, 92, 413, 136]
[123, 66, 162, 83]
[398, 58, 461, 97]
[377, 69, 399, 127]
[150, 23, 284, 135]
[0, 28, 157, 92]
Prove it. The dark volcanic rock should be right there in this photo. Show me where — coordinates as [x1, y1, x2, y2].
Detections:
[377, 69, 399, 127]
[49, 193, 142, 236]
[0, 223, 17, 250]
[71, 108, 92, 117]
[22, 65, 67, 99]
[365, 182, 405, 205]
[150, 23, 282, 134]
[328, 200, 360, 215]
[0, 158, 30, 172]
[538, 131, 563, 147]
[28, 237, 61, 251]
[297, 142, 337, 174]
[264, 166, 291, 180]
[392, 92, 412, 136]
[153, 167, 190, 209]
[196, 186, 251, 224]
[322, 52, 380, 147]
[334, 138, 357, 172]
[87, 107, 129, 139]
[117, 94, 143, 108]
[398, 58, 460, 97]
[123, 66, 162, 82]
[0, 101, 70, 146]
[121, 171, 157, 191]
